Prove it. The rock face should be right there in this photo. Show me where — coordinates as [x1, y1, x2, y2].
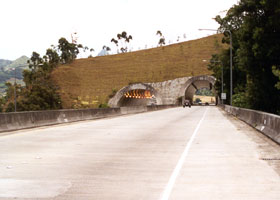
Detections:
[108, 75, 216, 107]
[147, 77, 191, 105]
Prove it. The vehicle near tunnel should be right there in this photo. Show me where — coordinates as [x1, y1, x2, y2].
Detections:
[182, 76, 216, 106]
[183, 99, 191, 108]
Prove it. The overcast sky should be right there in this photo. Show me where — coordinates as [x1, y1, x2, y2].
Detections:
[0, 0, 238, 60]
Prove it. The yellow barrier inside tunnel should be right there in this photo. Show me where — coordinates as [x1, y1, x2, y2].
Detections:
[124, 89, 153, 99]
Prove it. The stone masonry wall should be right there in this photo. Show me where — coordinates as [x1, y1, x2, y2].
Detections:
[147, 77, 191, 105]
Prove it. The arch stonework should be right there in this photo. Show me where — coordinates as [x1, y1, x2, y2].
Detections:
[179, 75, 216, 103]
[108, 75, 216, 107]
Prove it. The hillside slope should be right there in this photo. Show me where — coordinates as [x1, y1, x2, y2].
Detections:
[0, 56, 29, 95]
[52, 34, 225, 108]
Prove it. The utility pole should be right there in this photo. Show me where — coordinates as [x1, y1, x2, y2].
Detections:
[199, 28, 233, 105]
[226, 30, 233, 106]
[221, 64, 224, 104]
[13, 68, 17, 112]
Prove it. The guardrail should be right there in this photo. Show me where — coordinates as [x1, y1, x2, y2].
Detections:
[0, 105, 177, 133]
[221, 105, 280, 144]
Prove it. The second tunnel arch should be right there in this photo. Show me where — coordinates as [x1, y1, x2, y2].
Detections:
[179, 75, 216, 104]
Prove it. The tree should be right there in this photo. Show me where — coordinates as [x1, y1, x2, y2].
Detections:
[2, 36, 93, 112]
[156, 30, 165, 46]
[111, 31, 133, 53]
[21, 52, 62, 111]
[0, 96, 4, 112]
[87, 48, 95, 58]
[213, 0, 280, 114]
[45, 48, 60, 69]
[158, 38, 165, 46]
[28, 52, 43, 69]
[111, 38, 118, 47]
[156, 30, 162, 37]
[102, 46, 111, 51]
[272, 65, 280, 89]
[58, 37, 83, 63]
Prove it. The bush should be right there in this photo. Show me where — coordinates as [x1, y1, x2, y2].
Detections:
[194, 98, 201, 103]
[98, 103, 109, 108]
[108, 88, 118, 98]
[232, 92, 249, 108]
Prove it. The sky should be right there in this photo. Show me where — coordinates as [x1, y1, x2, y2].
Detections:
[0, 0, 239, 60]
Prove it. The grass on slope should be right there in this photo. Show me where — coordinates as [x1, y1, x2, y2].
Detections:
[52, 34, 225, 108]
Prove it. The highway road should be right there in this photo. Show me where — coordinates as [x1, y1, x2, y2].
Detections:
[0, 106, 280, 199]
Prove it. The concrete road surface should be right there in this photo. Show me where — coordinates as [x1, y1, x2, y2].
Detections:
[0, 107, 280, 199]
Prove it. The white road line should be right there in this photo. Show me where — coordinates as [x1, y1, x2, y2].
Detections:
[160, 107, 208, 200]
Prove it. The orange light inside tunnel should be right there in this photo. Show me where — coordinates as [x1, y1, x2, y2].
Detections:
[124, 89, 152, 99]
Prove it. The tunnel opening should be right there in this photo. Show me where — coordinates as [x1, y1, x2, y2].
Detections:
[108, 83, 162, 107]
[183, 76, 216, 105]
[193, 87, 216, 105]
[117, 89, 157, 107]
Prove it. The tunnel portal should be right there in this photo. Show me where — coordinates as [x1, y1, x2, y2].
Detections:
[118, 89, 156, 107]
[108, 83, 162, 107]
[181, 76, 216, 105]
[108, 76, 216, 107]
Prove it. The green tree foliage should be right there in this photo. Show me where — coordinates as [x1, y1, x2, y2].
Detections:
[272, 65, 280, 89]
[21, 51, 62, 111]
[0, 95, 5, 112]
[194, 98, 201, 103]
[2, 37, 84, 112]
[195, 88, 215, 96]
[208, 51, 247, 106]
[211, 0, 280, 114]
[58, 37, 83, 63]
[1, 82, 24, 112]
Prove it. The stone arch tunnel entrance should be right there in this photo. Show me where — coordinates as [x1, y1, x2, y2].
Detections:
[108, 75, 216, 107]
[180, 75, 216, 105]
[118, 89, 155, 106]
[108, 83, 162, 107]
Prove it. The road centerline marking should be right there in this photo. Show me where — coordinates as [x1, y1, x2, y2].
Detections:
[160, 107, 208, 200]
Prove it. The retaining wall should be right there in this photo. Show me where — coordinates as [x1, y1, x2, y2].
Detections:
[222, 105, 280, 144]
[0, 105, 177, 133]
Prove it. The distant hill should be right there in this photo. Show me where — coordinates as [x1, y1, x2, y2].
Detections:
[0, 59, 12, 68]
[0, 56, 29, 96]
[3, 56, 29, 71]
[52, 34, 226, 108]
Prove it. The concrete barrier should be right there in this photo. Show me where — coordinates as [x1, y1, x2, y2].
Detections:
[120, 106, 147, 114]
[222, 105, 280, 144]
[147, 104, 178, 111]
[119, 104, 177, 114]
[0, 105, 178, 133]
[0, 108, 121, 133]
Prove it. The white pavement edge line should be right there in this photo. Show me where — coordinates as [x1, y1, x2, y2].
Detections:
[160, 107, 208, 200]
